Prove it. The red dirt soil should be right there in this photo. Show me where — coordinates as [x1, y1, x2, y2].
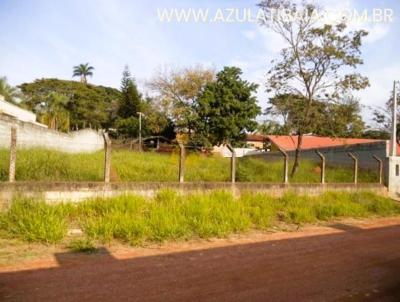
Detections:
[1, 218, 400, 302]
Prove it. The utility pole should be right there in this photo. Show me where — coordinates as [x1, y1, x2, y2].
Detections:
[391, 81, 398, 156]
[388, 80, 400, 196]
[137, 112, 144, 152]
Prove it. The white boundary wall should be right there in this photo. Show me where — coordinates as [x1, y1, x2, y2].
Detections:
[213, 145, 263, 157]
[0, 96, 37, 123]
[0, 115, 104, 153]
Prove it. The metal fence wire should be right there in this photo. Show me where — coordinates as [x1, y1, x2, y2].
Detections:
[0, 126, 386, 184]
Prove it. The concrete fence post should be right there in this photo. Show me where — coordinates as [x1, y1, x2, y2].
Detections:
[347, 152, 358, 184]
[178, 143, 185, 183]
[9, 126, 17, 183]
[226, 144, 236, 183]
[278, 148, 289, 184]
[103, 132, 112, 183]
[315, 150, 326, 184]
[372, 155, 383, 184]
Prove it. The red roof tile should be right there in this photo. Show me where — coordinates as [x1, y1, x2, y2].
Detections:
[246, 134, 266, 142]
[266, 135, 382, 151]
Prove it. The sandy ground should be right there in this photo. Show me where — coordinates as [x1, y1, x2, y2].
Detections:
[0, 217, 400, 301]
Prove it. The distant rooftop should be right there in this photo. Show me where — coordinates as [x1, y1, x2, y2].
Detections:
[246, 134, 383, 151]
[266, 135, 382, 151]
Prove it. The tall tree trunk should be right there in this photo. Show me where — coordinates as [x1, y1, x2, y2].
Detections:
[290, 133, 303, 177]
[291, 95, 313, 177]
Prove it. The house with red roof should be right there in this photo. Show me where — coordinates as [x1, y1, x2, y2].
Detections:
[246, 134, 386, 152]
[265, 135, 382, 152]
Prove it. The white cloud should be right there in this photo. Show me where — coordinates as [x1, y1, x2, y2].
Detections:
[364, 24, 391, 44]
[353, 64, 400, 122]
[242, 30, 256, 41]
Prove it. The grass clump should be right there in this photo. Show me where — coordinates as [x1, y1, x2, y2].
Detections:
[277, 193, 318, 224]
[0, 199, 68, 243]
[183, 191, 251, 238]
[77, 195, 149, 245]
[1, 191, 399, 246]
[68, 238, 97, 253]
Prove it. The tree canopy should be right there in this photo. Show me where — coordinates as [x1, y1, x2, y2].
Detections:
[148, 65, 214, 137]
[194, 67, 261, 146]
[117, 66, 142, 118]
[265, 94, 365, 138]
[0, 77, 20, 104]
[258, 0, 369, 175]
[38, 92, 70, 132]
[19, 78, 120, 129]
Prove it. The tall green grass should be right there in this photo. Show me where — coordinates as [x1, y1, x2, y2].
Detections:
[1, 191, 398, 245]
[0, 199, 69, 243]
[0, 149, 104, 181]
[0, 148, 378, 183]
[112, 151, 230, 182]
[237, 157, 379, 183]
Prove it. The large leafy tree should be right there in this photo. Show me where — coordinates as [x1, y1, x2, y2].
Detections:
[148, 65, 214, 137]
[19, 79, 120, 129]
[115, 117, 139, 138]
[319, 97, 365, 138]
[194, 67, 261, 146]
[259, 0, 369, 175]
[266, 94, 365, 138]
[73, 63, 94, 84]
[0, 77, 20, 104]
[141, 97, 169, 136]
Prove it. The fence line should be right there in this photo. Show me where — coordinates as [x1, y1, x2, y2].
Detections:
[103, 132, 112, 183]
[2, 127, 385, 185]
[8, 127, 17, 183]
[315, 150, 325, 184]
[348, 152, 358, 184]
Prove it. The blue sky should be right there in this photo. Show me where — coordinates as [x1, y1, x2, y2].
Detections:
[1, 0, 399, 121]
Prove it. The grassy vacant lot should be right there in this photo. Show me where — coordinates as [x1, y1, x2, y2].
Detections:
[0, 148, 378, 183]
[0, 191, 398, 249]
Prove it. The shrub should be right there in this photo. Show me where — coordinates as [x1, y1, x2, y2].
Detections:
[68, 238, 97, 253]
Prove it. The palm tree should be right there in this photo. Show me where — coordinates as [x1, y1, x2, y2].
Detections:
[0, 77, 20, 104]
[73, 63, 94, 84]
[39, 92, 70, 132]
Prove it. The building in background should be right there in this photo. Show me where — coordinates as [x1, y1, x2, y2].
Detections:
[265, 135, 381, 152]
[245, 134, 267, 150]
[0, 95, 46, 127]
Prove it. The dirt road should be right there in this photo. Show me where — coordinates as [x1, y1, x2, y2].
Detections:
[1, 218, 400, 302]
